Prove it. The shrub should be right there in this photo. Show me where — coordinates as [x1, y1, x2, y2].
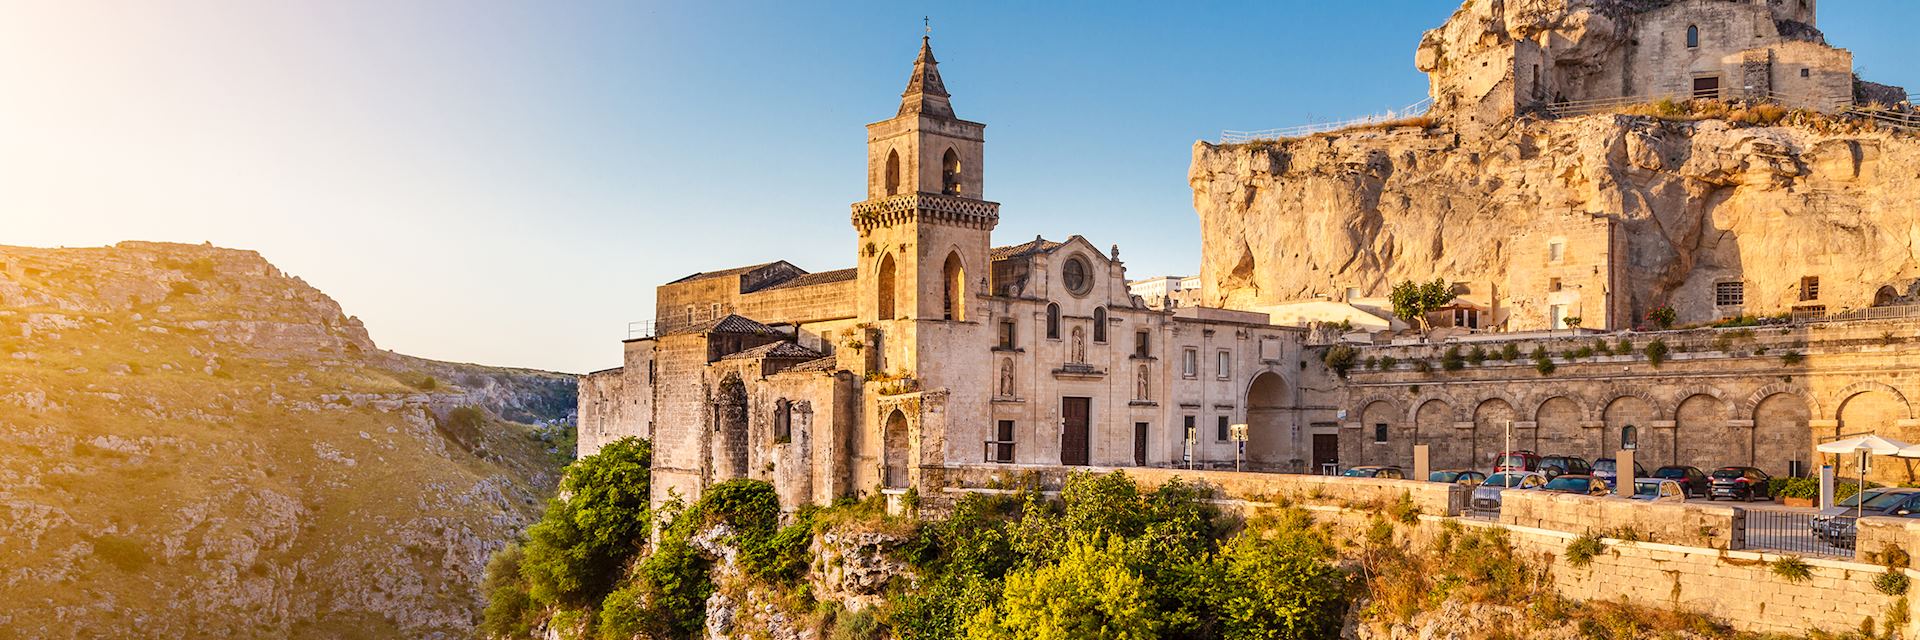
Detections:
[1363, 356, 1378, 370]
[480, 544, 536, 638]
[1532, 346, 1556, 375]
[1876, 569, 1911, 596]
[512, 437, 654, 606]
[1616, 337, 1633, 354]
[1323, 345, 1359, 378]
[1466, 345, 1486, 365]
[1782, 351, 1805, 365]
[1594, 339, 1613, 356]
[1441, 346, 1464, 371]
[1387, 492, 1420, 524]
[1380, 356, 1399, 370]
[1413, 360, 1434, 374]
[1565, 534, 1604, 568]
[1212, 524, 1347, 640]
[1500, 343, 1521, 362]
[966, 535, 1161, 640]
[1771, 555, 1812, 583]
[1644, 339, 1669, 367]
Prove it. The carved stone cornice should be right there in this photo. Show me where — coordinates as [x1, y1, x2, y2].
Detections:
[851, 193, 1001, 233]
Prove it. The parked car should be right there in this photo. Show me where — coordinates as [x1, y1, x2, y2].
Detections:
[1542, 474, 1610, 496]
[1630, 478, 1687, 502]
[1652, 465, 1711, 498]
[1539, 455, 1592, 479]
[1814, 488, 1920, 549]
[1469, 471, 1547, 511]
[1593, 458, 1648, 488]
[1343, 466, 1406, 479]
[1707, 466, 1773, 501]
[1430, 470, 1487, 486]
[1494, 450, 1540, 473]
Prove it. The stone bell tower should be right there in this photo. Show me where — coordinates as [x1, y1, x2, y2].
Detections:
[851, 35, 999, 375]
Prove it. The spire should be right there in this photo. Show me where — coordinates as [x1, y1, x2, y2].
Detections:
[899, 35, 955, 118]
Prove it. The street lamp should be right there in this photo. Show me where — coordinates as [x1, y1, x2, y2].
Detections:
[1230, 423, 1250, 472]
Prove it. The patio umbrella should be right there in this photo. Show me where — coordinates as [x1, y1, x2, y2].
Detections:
[1817, 435, 1911, 519]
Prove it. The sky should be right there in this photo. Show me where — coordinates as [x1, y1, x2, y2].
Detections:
[2, 1, 1916, 374]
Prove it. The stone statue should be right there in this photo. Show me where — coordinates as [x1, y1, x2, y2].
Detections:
[1071, 327, 1086, 364]
[999, 359, 1014, 397]
[1137, 365, 1150, 400]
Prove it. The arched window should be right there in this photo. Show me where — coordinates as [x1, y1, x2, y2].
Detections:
[1046, 303, 1061, 339]
[943, 251, 965, 321]
[1092, 307, 1107, 343]
[941, 148, 962, 196]
[1686, 25, 1699, 49]
[877, 254, 897, 320]
[884, 150, 901, 196]
[774, 398, 792, 442]
[1621, 425, 1638, 450]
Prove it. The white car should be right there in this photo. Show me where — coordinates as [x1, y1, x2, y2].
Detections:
[1470, 471, 1547, 511]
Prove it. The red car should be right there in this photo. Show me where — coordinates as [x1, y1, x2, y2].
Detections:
[1494, 450, 1540, 473]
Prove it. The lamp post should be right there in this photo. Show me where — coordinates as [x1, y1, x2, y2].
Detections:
[1230, 423, 1249, 472]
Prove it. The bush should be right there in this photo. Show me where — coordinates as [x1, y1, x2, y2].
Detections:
[1379, 356, 1399, 370]
[1363, 356, 1379, 370]
[1781, 351, 1805, 365]
[1644, 339, 1669, 367]
[480, 544, 537, 638]
[1387, 492, 1420, 524]
[1500, 343, 1521, 362]
[1647, 306, 1676, 329]
[1413, 360, 1434, 374]
[1616, 337, 1633, 355]
[966, 536, 1161, 640]
[1466, 346, 1486, 366]
[1565, 535, 1604, 568]
[1323, 345, 1359, 378]
[1876, 569, 1911, 596]
[1441, 346, 1464, 371]
[1771, 555, 1813, 583]
[1212, 525, 1347, 640]
[1532, 346, 1556, 375]
[1594, 339, 1613, 356]
[506, 437, 654, 609]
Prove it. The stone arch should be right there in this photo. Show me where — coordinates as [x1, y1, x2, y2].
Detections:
[1411, 398, 1454, 470]
[883, 409, 910, 488]
[1877, 285, 1902, 307]
[1405, 393, 1462, 424]
[1358, 399, 1401, 466]
[1245, 372, 1289, 463]
[1469, 398, 1517, 471]
[1668, 384, 1732, 420]
[1601, 394, 1658, 461]
[1525, 394, 1591, 422]
[875, 253, 897, 320]
[1672, 393, 1730, 469]
[1092, 306, 1107, 343]
[1829, 381, 1913, 422]
[941, 147, 962, 196]
[1533, 395, 1585, 457]
[1752, 391, 1813, 476]
[884, 149, 901, 196]
[1740, 382, 1820, 421]
[1046, 302, 1061, 339]
[942, 250, 966, 321]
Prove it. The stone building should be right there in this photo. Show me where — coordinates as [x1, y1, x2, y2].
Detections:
[580, 38, 1327, 510]
[1419, 0, 1907, 130]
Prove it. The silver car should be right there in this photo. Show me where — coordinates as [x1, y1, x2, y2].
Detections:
[1470, 471, 1547, 511]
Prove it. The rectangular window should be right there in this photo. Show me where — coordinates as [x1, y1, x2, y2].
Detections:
[1549, 277, 1562, 292]
[1182, 348, 1198, 378]
[990, 420, 1015, 463]
[1134, 331, 1150, 358]
[998, 319, 1016, 349]
[1716, 281, 1745, 307]
[1373, 423, 1389, 444]
[1548, 241, 1565, 263]
[1216, 350, 1230, 378]
[1217, 415, 1230, 442]
[1549, 304, 1566, 330]
[1800, 276, 1820, 302]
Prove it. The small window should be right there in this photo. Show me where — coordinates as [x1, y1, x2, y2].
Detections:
[1215, 350, 1230, 378]
[998, 319, 1016, 349]
[1093, 307, 1108, 343]
[1548, 241, 1565, 263]
[1134, 330, 1150, 357]
[711, 303, 721, 317]
[1182, 348, 1198, 378]
[1686, 25, 1699, 49]
[1216, 415, 1230, 442]
[1549, 277, 1562, 292]
[1046, 303, 1061, 339]
[1062, 256, 1092, 296]
[774, 399, 792, 442]
[1800, 68, 1811, 78]
[1373, 423, 1389, 444]
[1715, 281, 1745, 307]
[1800, 276, 1820, 302]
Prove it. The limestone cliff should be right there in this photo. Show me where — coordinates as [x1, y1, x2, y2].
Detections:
[0, 242, 574, 639]
[1190, 114, 1920, 329]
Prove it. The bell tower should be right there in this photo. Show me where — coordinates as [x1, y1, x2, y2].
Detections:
[852, 35, 998, 340]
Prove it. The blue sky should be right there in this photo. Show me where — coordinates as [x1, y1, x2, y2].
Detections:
[3, 1, 1915, 374]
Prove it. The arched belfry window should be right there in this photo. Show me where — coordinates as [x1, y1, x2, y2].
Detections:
[877, 254, 897, 320]
[943, 251, 965, 321]
[941, 148, 962, 196]
[1093, 307, 1107, 343]
[884, 150, 902, 196]
[1046, 303, 1061, 339]
[1686, 25, 1699, 49]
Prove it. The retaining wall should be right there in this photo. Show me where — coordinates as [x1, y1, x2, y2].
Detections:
[1498, 490, 1743, 549]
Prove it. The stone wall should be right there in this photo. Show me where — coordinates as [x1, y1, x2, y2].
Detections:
[1856, 516, 1920, 564]
[1497, 490, 1740, 548]
[930, 464, 1463, 516]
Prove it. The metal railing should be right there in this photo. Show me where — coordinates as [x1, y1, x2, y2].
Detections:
[1543, 88, 1917, 132]
[1791, 304, 1920, 324]
[1221, 97, 1434, 144]
[1743, 509, 1851, 557]
[627, 321, 658, 340]
[983, 440, 1015, 464]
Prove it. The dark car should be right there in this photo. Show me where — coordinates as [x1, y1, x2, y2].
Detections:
[1542, 474, 1610, 496]
[1343, 466, 1406, 479]
[1494, 451, 1540, 473]
[1539, 455, 1592, 479]
[1430, 470, 1487, 486]
[1652, 466, 1711, 498]
[1592, 458, 1647, 488]
[1708, 466, 1773, 501]
[1814, 488, 1920, 548]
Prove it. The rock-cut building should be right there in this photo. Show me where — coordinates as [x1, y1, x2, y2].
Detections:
[579, 38, 1330, 509]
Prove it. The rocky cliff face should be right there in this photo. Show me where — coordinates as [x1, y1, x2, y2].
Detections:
[0, 242, 574, 639]
[1190, 114, 1920, 328]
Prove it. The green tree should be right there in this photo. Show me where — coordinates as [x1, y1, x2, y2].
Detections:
[1213, 528, 1346, 640]
[1389, 278, 1454, 338]
[511, 437, 653, 607]
[966, 536, 1161, 640]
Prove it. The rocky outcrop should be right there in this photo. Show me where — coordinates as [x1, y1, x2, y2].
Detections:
[808, 528, 914, 613]
[0, 242, 574, 639]
[1190, 114, 1920, 329]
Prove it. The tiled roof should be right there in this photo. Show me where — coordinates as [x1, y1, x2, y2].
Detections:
[991, 237, 1061, 261]
[765, 268, 856, 290]
[667, 314, 786, 337]
[790, 356, 840, 372]
[666, 262, 775, 285]
[720, 341, 825, 361]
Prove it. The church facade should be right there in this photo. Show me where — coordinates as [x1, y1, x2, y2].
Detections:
[578, 38, 1332, 509]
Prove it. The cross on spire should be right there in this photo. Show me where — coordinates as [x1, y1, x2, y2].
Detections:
[898, 23, 954, 118]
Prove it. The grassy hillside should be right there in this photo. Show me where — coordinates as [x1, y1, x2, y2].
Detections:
[0, 242, 574, 639]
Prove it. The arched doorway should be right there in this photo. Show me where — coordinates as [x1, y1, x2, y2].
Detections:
[1603, 396, 1655, 461]
[1413, 399, 1452, 471]
[1752, 392, 1811, 476]
[883, 409, 910, 488]
[1836, 390, 1913, 483]
[1471, 399, 1516, 471]
[1535, 396, 1582, 456]
[1244, 372, 1289, 465]
[1674, 394, 1728, 469]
